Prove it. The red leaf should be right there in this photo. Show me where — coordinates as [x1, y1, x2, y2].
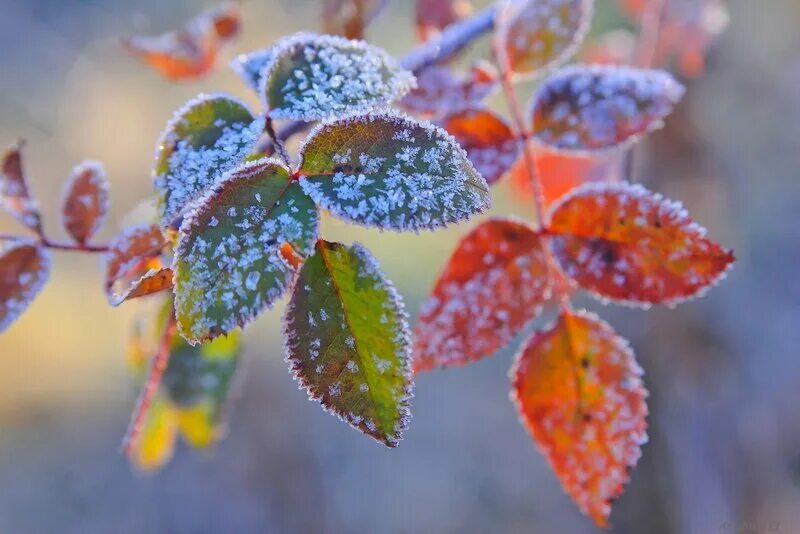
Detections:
[323, 0, 384, 39]
[415, 0, 473, 42]
[0, 239, 50, 333]
[511, 310, 648, 528]
[105, 225, 170, 306]
[122, 1, 241, 81]
[0, 141, 42, 234]
[61, 161, 110, 245]
[401, 61, 499, 118]
[548, 183, 735, 307]
[414, 218, 550, 371]
[440, 107, 520, 185]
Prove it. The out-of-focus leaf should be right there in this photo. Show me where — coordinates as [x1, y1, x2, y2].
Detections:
[580, 30, 636, 65]
[105, 224, 170, 306]
[154, 93, 263, 228]
[323, 0, 384, 39]
[0, 141, 41, 233]
[60, 161, 110, 245]
[495, 0, 593, 78]
[284, 240, 412, 447]
[439, 107, 519, 185]
[260, 33, 415, 121]
[401, 61, 499, 118]
[0, 239, 50, 333]
[129, 395, 178, 471]
[548, 183, 735, 307]
[511, 310, 648, 528]
[414, 218, 550, 371]
[174, 158, 318, 344]
[230, 48, 274, 92]
[122, 1, 241, 81]
[415, 0, 472, 41]
[298, 110, 490, 232]
[529, 65, 685, 153]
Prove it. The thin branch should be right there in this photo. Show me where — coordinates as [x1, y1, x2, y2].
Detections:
[265, 116, 291, 166]
[0, 233, 110, 253]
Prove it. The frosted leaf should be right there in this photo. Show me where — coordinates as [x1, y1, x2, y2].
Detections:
[105, 224, 170, 306]
[154, 93, 264, 228]
[495, 0, 593, 78]
[173, 158, 319, 344]
[230, 48, 274, 92]
[439, 107, 520, 185]
[416, 0, 473, 41]
[0, 141, 42, 233]
[400, 61, 499, 118]
[511, 310, 648, 528]
[547, 182, 735, 307]
[60, 161, 110, 245]
[0, 239, 50, 333]
[414, 218, 550, 371]
[260, 32, 416, 121]
[284, 240, 413, 447]
[529, 65, 685, 153]
[298, 110, 490, 232]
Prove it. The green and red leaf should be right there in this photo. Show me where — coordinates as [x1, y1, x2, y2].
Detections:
[0, 141, 42, 233]
[511, 310, 648, 528]
[284, 240, 412, 447]
[105, 224, 170, 306]
[61, 161, 109, 245]
[548, 183, 735, 307]
[414, 218, 550, 371]
[298, 110, 490, 232]
[0, 239, 50, 333]
[173, 158, 319, 344]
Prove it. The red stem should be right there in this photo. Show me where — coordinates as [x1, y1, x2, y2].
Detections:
[0, 233, 110, 253]
[120, 312, 177, 457]
[634, 0, 667, 68]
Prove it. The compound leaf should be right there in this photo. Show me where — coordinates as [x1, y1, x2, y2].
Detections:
[440, 107, 520, 185]
[154, 93, 264, 228]
[414, 218, 550, 371]
[401, 61, 498, 118]
[61, 161, 110, 245]
[0, 141, 42, 233]
[284, 240, 412, 447]
[511, 310, 648, 528]
[0, 239, 50, 333]
[105, 225, 170, 306]
[495, 0, 593, 78]
[174, 158, 319, 344]
[260, 33, 415, 121]
[548, 183, 735, 307]
[530, 66, 685, 153]
[298, 110, 490, 232]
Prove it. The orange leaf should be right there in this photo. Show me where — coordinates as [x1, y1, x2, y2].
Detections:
[401, 61, 498, 118]
[511, 310, 648, 528]
[0, 141, 42, 233]
[0, 239, 50, 333]
[106, 225, 170, 306]
[122, 1, 241, 81]
[440, 107, 519, 185]
[60, 161, 109, 245]
[415, 0, 473, 42]
[548, 183, 735, 307]
[414, 218, 550, 371]
[323, 0, 383, 39]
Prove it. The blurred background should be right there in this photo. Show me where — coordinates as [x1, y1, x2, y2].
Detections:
[0, 0, 798, 532]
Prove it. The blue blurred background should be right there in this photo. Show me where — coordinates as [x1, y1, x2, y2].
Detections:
[1, 0, 799, 532]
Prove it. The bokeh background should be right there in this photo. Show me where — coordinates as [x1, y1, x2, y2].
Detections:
[1, 0, 798, 532]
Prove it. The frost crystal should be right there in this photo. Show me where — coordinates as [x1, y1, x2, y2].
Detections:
[60, 160, 110, 245]
[230, 47, 274, 92]
[260, 33, 416, 121]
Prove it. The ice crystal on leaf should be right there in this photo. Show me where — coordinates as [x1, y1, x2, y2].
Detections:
[548, 183, 735, 307]
[414, 218, 550, 371]
[105, 224, 170, 306]
[401, 61, 499, 118]
[0, 239, 50, 333]
[154, 94, 264, 228]
[284, 240, 413, 447]
[174, 158, 319, 345]
[61, 161, 109, 245]
[260, 33, 416, 121]
[230, 48, 274, 92]
[511, 310, 648, 528]
[495, 0, 593, 79]
[530, 65, 685, 153]
[0, 141, 42, 233]
[439, 107, 520, 185]
[298, 110, 490, 232]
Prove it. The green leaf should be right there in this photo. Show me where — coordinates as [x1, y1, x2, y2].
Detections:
[284, 240, 412, 447]
[260, 33, 415, 121]
[154, 93, 265, 228]
[298, 110, 490, 232]
[174, 158, 319, 344]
